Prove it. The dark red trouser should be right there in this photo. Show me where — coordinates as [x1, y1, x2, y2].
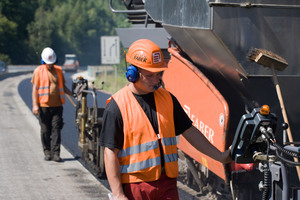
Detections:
[123, 173, 179, 200]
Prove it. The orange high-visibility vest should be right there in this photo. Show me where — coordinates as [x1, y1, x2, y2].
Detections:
[112, 86, 178, 183]
[36, 65, 65, 104]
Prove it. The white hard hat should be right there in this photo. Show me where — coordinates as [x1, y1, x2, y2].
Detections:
[41, 47, 57, 64]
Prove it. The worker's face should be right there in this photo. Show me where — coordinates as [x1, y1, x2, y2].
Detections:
[135, 68, 163, 94]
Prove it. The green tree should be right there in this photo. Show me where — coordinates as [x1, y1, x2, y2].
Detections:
[0, 0, 38, 64]
[0, 14, 17, 64]
[0, 0, 129, 65]
[28, 0, 129, 65]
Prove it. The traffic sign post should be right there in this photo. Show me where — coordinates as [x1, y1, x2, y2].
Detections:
[101, 36, 120, 65]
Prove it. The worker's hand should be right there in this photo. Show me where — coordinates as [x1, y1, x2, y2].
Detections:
[32, 105, 39, 115]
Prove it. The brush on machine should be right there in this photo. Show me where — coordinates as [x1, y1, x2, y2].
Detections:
[248, 48, 300, 181]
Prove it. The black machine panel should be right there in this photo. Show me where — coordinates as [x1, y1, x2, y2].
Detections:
[231, 107, 277, 163]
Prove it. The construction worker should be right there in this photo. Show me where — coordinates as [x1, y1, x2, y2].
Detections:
[31, 47, 73, 162]
[100, 39, 232, 200]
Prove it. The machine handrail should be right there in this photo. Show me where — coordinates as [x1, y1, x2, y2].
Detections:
[82, 89, 98, 124]
[109, 0, 146, 14]
[209, 2, 300, 9]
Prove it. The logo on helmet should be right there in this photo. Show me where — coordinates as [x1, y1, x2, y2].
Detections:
[133, 54, 147, 63]
[153, 52, 161, 64]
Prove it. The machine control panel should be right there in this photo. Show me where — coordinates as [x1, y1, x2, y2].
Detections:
[231, 107, 277, 163]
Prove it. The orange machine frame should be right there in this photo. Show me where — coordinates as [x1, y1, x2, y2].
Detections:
[163, 47, 229, 180]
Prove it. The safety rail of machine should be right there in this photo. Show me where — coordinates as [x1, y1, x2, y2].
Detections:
[231, 105, 300, 200]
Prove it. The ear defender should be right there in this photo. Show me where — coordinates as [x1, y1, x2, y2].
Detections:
[125, 65, 139, 83]
[41, 59, 45, 64]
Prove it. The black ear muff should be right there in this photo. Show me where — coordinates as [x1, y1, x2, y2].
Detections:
[125, 65, 139, 83]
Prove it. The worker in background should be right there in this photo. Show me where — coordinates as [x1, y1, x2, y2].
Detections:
[31, 47, 73, 162]
[100, 39, 232, 200]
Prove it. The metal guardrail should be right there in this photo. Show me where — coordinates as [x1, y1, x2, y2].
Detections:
[0, 65, 36, 80]
[7, 65, 36, 73]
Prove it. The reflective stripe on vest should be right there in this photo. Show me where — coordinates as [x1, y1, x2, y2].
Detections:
[112, 86, 178, 183]
[161, 137, 178, 163]
[38, 86, 50, 96]
[118, 138, 178, 173]
[36, 65, 65, 104]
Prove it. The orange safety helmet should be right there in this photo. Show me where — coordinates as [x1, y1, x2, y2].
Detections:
[126, 39, 167, 72]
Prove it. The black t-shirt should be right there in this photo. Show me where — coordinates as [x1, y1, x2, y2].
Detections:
[99, 91, 192, 150]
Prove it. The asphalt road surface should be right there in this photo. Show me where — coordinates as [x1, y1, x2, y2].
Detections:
[0, 73, 110, 199]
